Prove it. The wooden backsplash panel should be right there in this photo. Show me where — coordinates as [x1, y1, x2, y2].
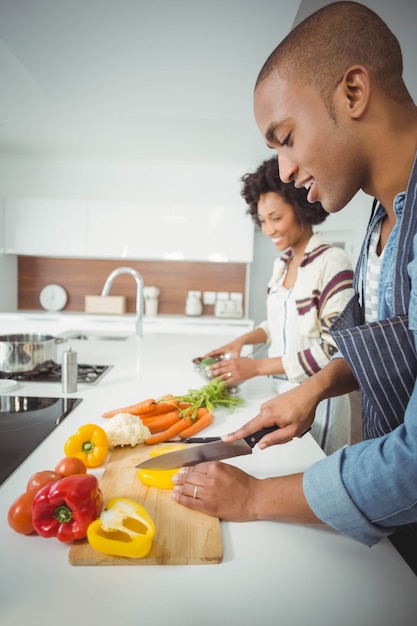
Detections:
[18, 257, 247, 315]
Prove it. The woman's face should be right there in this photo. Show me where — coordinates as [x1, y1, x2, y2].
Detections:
[257, 192, 312, 254]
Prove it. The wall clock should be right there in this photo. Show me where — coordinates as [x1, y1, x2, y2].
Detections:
[39, 284, 68, 312]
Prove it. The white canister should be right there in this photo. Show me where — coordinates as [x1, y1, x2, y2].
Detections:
[144, 286, 160, 317]
[145, 298, 159, 317]
[185, 291, 203, 316]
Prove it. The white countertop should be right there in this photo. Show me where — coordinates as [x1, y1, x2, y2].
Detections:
[0, 330, 416, 625]
[0, 310, 255, 336]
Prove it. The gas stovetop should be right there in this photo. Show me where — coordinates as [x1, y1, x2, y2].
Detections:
[0, 361, 112, 384]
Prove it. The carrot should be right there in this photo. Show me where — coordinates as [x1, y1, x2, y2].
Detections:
[102, 398, 156, 418]
[145, 416, 195, 445]
[178, 402, 192, 411]
[142, 409, 182, 434]
[179, 411, 214, 438]
[179, 406, 211, 422]
[180, 406, 209, 420]
[139, 400, 180, 418]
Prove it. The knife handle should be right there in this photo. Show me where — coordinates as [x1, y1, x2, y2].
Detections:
[244, 425, 280, 448]
[181, 437, 221, 443]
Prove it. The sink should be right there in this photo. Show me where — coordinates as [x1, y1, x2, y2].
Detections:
[62, 331, 131, 341]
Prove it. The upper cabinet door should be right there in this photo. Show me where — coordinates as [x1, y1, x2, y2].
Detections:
[86, 201, 254, 263]
[4, 198, 88, 257]
[3, 198, 254, 262]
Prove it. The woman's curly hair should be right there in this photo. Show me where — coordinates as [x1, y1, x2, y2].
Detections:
[241, 157, 328, 227]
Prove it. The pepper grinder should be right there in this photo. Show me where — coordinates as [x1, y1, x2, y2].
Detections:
[62, 347, 78, 393]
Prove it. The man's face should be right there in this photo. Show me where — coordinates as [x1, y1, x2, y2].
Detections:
[254, 74, 363, 214]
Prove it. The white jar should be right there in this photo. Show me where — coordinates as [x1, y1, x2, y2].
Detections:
[144, 286, 160, 317]
[185, 291, 203, 316]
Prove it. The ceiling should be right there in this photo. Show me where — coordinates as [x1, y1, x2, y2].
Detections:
[2, 1, 415, 167]
[0, 0, 301, 164]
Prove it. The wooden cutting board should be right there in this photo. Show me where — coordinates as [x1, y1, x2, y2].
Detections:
[68, 443, 223, 566]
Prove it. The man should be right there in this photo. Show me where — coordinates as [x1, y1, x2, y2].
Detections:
[172, 2, 417, 573]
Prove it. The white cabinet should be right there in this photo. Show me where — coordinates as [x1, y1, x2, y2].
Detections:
[86, 201, 254, 262]
[4, 198, 88, 257]
[3, 198, 254, 262]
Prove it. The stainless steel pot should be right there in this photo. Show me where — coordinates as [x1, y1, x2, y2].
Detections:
[0, 333, 66, 373]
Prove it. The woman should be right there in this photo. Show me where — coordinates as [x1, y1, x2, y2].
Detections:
[203, 157, 354, 454]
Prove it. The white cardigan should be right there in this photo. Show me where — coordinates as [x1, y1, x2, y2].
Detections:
[259, 233, 354, 383]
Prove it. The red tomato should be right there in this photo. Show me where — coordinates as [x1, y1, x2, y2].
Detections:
[26, 470, 63, 495]
[54, 456, 87, 477]
[8, 491, 36, 535]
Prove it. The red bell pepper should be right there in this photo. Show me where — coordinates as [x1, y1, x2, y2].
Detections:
[31, 474, 103, 543]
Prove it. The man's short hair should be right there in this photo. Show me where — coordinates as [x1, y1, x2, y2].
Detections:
[256, 1, 411, 109]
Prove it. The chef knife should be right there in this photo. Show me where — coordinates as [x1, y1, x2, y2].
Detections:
[135, 426, 279, 470]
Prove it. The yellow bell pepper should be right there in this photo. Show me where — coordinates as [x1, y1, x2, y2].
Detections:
[87, 497, 155, 558]
[137, 444, 185, 490]
[137, 467, 179, 490]
[64, 424, 109, 468]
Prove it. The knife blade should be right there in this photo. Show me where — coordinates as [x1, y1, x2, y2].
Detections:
[135, 426, 279, 470]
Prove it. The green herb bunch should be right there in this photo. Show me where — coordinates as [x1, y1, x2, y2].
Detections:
[174, 378, 245, 421]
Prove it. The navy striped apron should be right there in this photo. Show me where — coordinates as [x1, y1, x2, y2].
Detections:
[330, 184, 417, 438]
[329, 153, 417, 574]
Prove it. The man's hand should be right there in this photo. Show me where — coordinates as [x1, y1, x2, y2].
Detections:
[172, 462, 260, 520]
[222, 384, 317, 447]
[172, 462, 321, 524]
[222, 358, 357, 448]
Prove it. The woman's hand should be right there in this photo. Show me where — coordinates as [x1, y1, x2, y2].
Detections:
[194, 329, 267, 364]
[203, 338, 244, 360]
[210, 353, 286, 386]
[209, 355, 259, 385]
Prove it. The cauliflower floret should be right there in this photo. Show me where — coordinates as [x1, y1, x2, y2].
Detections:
[103, 413, 150, 448]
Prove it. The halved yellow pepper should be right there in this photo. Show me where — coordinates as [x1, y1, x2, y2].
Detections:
[137, 444, 185, 490]
[87, 497, 155, 558]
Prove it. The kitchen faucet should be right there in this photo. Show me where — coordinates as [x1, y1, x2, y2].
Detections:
[101, 267, 144, 337]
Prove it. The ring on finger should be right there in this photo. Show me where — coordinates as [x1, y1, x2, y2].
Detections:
[193, 485, 199, 499]
[227, 372, 232, 379]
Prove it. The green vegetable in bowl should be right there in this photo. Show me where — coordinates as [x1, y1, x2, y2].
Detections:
[200, 357, 218, 367]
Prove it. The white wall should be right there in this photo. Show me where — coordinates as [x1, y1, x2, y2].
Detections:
[0, 156, 252, 206]
[0, 254, 17, 312]
[0, 1, 299, 165]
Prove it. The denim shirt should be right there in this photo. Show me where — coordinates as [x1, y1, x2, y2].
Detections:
[303, 190, 417, 547]
[356, 193, 405, 319]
